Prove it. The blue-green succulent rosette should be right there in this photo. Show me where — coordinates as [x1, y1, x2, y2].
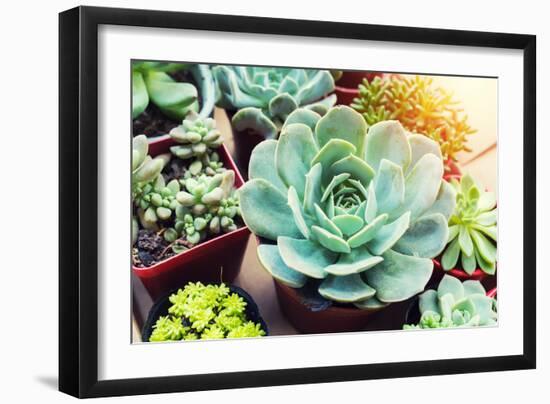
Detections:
[240, 106, 457, 309]
[212, 66, 337, 139]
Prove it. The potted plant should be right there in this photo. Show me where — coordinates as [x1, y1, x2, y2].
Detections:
[239, 106, 455, 333]
[432, 174, 497, 288]
[333, 70, 382, 105]
[350, 75, 474, 176]
[211, 65, 337, 176]
[142, 282, 267, 342]
[131, 114, 250, 300]
[132, 62, 216, 138]
[404, 275, 497, 329]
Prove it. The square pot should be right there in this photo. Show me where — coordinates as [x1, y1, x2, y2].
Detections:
[132, 138, 250, 300]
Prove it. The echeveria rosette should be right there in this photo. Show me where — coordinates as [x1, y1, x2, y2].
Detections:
[240, 106, 456, 308]
[404, 275, 497, 329]
[212, 66, 337, 139]
[441, 174, 497, 275]
[132, 62, 215, 121]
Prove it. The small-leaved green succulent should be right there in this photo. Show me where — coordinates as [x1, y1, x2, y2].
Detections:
[212, 66, 336, 139]
[441, 174, 497, 275]
[404, 275, 497, 329]
[240, 106, 456, 308]
[149, 282, 265, 342]
[169, 111, 224, 159]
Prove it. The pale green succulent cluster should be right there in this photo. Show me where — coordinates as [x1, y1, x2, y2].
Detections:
[404, 275, 497, 329]
[132, 62, 215, 121]
[212, 66, 337, 139]
[169, 111, 224, 160]
[163, 171, 240, 244]
[240, 106, 456, 307]
[442, 174, 497, 274]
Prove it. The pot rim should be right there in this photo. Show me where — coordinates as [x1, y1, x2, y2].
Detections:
[132, 141, 249, 273]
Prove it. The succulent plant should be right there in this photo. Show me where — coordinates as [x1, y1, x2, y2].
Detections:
[240, 106, 456, 307]
[132, 135, 169, 196]
[212, 66, 337, 139]
[169, 111, 223, 159]
[135, 175, 181, 231]
[441, 174, 497, 275]
[132, 62, 215, 121]
[404, 275, 497, 329]
[350, 75, 476, 163]
[176, 171, 236, 216]
[149, 283, 266, 342]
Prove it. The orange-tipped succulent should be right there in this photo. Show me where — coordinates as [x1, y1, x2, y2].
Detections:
[350, 75, 476, 164]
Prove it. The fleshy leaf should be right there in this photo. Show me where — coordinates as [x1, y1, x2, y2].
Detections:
[441, 237, 461, 270]
[461, 251, 476, 275]
[347, 214, 388, 248]
[365, 249, 433, 303]
[368, 212, 411, 255]
[287, 186, 311, 239]
[329, 155, 375, 187]
[418, 289, 439, 314]
[374, 159, 405, 215]
[239, 179, 302, 240]
[458, 226, 474, 257]
[421, 180, 457, 221]
[365, 121, 412, 172]
[311, 139, 357, 182]
[325, 247, 383, 275]
[394, 213, 448, 259]
[353, 296, 389, 310]
[407, 134, 442, 174]
[132, 71, 149, 119]
[398, 154, 444, 221]
[437, 275, 464, 301]
[315, 106, 367, 156]
[303, 163, 323, 215]
[257, 244, 307, 288]
[319, 273, 376, 303]
[232, 107, 278, 139]
[277, 236, 336, 279]
[276, 123, 318, 198]
[268, 93, 298, 120]
[470, 229, 497, 263]
[282, 108, 321, 132]
[311, 225, 351, 253]
[463, 280, 486, 296]
[249, 139, 287, 193]
[313, 204, 343, 237]
[332, 214, 364, 236]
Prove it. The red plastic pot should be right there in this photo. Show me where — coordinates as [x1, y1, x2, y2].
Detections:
[133, 138, 251, 300]
[334, 71, 383, 105]
[444, 159, 462, 178]
[273, 280, 384, 334]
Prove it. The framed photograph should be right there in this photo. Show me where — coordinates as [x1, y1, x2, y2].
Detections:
[59, 6, 536, 398]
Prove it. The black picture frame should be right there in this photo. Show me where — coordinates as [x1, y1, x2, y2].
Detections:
[59, 5, 536, 398]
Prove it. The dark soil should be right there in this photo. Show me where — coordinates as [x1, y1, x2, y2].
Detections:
[132, 69, 201, 138]
[163, 158, 192, 183]
[133, 230, 176, 267]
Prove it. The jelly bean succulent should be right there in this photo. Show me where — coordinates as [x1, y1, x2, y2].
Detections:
[212, 66, 337, 139]
[169, 111, 223, 160]
[240, 106, 456, 307]
[350, 75, 475, 163]
[149, 282, 266, 342]
[135, 175, 180, 231]
[441, 174, 497, 275]
[404, 275, 497, 329]
[132, 62, 215, 121]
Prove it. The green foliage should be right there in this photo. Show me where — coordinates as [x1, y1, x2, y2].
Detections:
[212, 66, 336, 139]
[170, 112, 224, 159]
[240, 106, 456, 307]
[132, 62, 215, 121]
[404, 275, 497, 329]
[350, 75, 476, 163]
[149, 283, 266, 342]
[441, 174, 497, 275]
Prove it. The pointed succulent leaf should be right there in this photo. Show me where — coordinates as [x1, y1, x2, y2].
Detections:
[248, 139, 287, 193]
[407, 134, 442, 174]
[461, 250, 477, 275]
[132, 71, 149, 119]
[374, 159, 405, 215]
[347, 213, 388, 248]
[394, 213, 448, 259]
[315, 106, 367, 156]
[442, 237, 461, 270]
[458, 226, 474, 257]
[287, 186, 311, 239]
[365, 120, 412, 172]
[239, 179, 302, 240]
[311, 139, 357, 174]
[470, 229, 497, 263]
[328, 154, 375, 187]
[368, 211, 411, 256]
[325, 247, 383, 276]
[319, 273, 376, 303]
[277, 236, 336, 279]
[232, 107, 278, 139]
[421, 180, 457, 221]
[365, 249, 433, 303]
[311, 225, 351, 253]
[332, 214, 364, 236]
[276, 123, 318, 198]
[313, 204, 343, 237]
[257, 244, 307, 288]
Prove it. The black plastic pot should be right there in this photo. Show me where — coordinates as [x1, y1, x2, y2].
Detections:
[141, 284, 268, 342]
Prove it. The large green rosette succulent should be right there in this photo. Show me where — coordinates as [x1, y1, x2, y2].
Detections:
[212, 66, 337, 139]
[240, 106, 456, 308]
